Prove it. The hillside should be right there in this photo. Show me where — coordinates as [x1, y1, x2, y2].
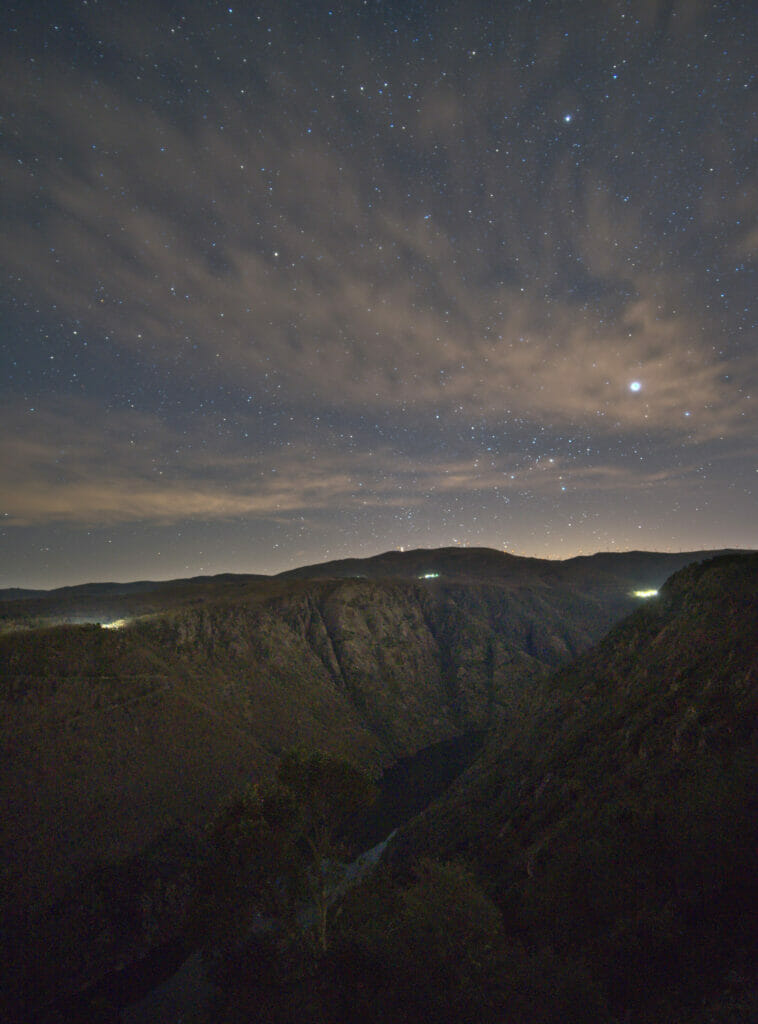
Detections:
[278, 545, 735, 591]
[1, 546, 738, 632]
[2, 548, 738, 904]
[0, 547, 750, 1020]
[0, 573, 597, 910]
[382, 552, 758, 1020]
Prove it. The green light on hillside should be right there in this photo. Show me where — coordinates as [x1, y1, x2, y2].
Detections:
[420, 572, 440, 579]
[632, 589, 658, 598]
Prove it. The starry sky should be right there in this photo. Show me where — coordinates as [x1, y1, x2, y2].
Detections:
[2, 0, 756, 589]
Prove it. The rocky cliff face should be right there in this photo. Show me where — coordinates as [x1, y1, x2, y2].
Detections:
[137, 576, 610, 759]
[1, 573, 614, 915]
[0, 571, 617, 1021]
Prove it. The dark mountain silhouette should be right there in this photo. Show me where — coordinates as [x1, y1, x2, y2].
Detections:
[278, 544, 738, 587]
[0, 587, 48, 601]
[1, 547, 738, 907]
[0, 547, 753, 1021]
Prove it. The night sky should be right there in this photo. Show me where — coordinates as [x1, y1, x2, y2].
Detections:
[2, 1, 756, 589]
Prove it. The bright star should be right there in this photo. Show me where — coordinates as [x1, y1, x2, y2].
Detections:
[629, 381, 642, 392]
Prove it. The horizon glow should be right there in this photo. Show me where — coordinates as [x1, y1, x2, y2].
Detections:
[1, 2, 755, 590]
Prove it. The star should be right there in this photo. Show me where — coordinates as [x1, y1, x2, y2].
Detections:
[0, 0, 753, 585]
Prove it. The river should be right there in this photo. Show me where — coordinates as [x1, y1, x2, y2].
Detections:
[49, 730, 485, 1022]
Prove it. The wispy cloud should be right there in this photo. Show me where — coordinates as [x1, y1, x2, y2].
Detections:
[2, 394, 731, 528]
[1, 2, 754, 581]
[2, 24, 752, 439]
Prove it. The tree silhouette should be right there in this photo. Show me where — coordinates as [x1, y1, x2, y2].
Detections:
[205, 748, 377, 957]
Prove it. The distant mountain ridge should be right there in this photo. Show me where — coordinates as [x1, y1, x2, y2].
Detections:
[277, 545, 747, 585]
[0, 572, 267, 606]
[0, 587, 47, 601]
[1, 547, 747, 626]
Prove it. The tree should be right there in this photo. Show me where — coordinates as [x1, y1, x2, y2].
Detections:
[332, 858, 510, 1024]
[277, 748, 378, 953]
[205, 748, 377, 957]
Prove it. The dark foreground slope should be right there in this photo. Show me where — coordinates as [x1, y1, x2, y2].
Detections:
[382, 553, 758, 1020]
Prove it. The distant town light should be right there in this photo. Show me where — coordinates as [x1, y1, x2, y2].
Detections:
[632, 589, 658, 598]
[420, 572, 440, 579]
[101, 618, 129, 629]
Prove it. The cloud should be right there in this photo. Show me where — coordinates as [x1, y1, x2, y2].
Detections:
[3, 12, 753, 449]
[2, 389, 728, 530]
[1, 399, 352, 525]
